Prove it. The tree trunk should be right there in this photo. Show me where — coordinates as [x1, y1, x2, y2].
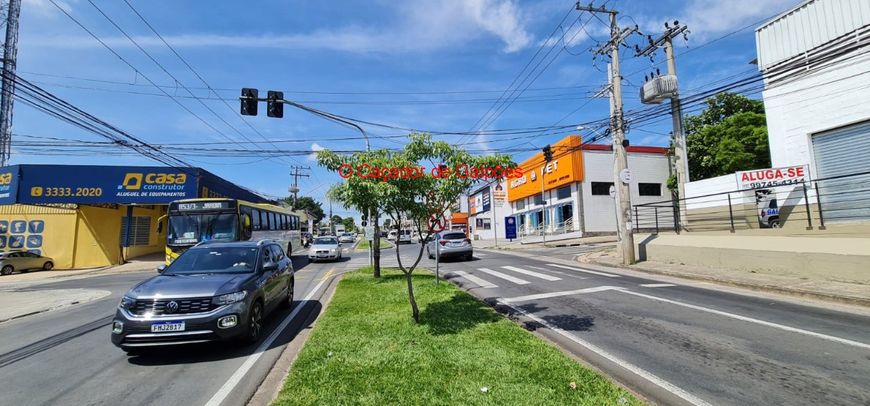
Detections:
[405, 271, 420, 323]
[372, 209, 381, 278]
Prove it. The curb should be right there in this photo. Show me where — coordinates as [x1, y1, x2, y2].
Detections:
[590, 260, 870, 308]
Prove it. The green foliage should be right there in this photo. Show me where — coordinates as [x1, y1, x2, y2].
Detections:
[275, 268, 640, 406]
[341, 217, 355, 231]
[330, 215, 343, 226]
[383, 218, 392, 229]
[283, 196, 325, 223]
[317, 133, 515, 322]
[685, 93, 770, 180]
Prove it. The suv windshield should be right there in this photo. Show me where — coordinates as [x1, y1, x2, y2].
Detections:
[165, 246, 258, 274]
[314, 237, 337, 245]
[168, 213, 238, 245]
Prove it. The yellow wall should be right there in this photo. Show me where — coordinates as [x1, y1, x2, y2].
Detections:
[0, 204, 167, 269]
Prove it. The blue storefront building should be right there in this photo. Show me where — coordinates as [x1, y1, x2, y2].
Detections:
[0, 164, 270, 269]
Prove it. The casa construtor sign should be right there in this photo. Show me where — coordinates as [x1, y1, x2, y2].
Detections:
[0, 164, 269, 205]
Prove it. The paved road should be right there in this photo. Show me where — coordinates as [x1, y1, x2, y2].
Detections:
[384, 242, 870, 406]
[0, 245, 363, 406]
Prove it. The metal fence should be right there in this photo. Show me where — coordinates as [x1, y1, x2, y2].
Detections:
[632, 170, 870, 233]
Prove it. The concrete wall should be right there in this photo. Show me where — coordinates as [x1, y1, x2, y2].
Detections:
[763, 52, 870, 172]
[582, 151, 672, 232]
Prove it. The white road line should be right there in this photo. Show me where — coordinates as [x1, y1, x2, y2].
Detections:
[452, 271, 498, 289]
[618, 289, 870, 350]
[501, 266, 561, 281]
[498, 300, 713, 406]
[475, 253, 487, 257]
[640, 283, 677, 288]
[546, 263, 620, 278]
[477, 268, 531, 285]
[204, 273, 333, 406]
[501, 286, 621, 303]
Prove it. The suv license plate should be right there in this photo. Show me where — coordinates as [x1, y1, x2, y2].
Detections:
[151, 321, 185, 333]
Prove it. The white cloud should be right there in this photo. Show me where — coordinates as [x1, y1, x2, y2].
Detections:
[636, 0, 797, 41]
[24, 0, 533, 54]
[308, 142, 324, 161]
[22, 0, 73, 17]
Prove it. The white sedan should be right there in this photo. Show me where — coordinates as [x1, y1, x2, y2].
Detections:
[308, 236, 343, 262]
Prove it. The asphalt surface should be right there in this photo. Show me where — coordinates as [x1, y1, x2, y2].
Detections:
[383, 241, 870, 406]
[0, 245, 360, 406]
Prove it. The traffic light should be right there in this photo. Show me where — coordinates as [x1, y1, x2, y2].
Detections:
[240, 88, 258, 116]
[267, 91, 284, 118]
[542, 144, 553, 162]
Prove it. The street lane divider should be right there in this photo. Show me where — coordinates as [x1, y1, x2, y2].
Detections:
[204, 266, 337, 406]
[546, 263, 620, 278]
[501, 286, 622, 303]
[618, 289, 870, 350]
[498, 299, 713, 406]
[501, 266, 561, 281]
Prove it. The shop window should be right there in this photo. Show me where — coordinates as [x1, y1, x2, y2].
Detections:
[639, 183, 662, 196]
[534, 193, 543, 205]
[591, 182, 614, 196]
[121, 216, 151, 246]
[556, 185, 571, 200]
[516, 200, 525, 210]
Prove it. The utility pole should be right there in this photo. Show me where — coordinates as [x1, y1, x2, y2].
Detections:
[636, 22, 690, 228]
[0, 0, 21, 167]
[288, 165, 310, 208]
[577, 2, 639, 265]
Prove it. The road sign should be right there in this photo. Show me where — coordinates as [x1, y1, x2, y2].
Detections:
[364, 225, 375, 240]
[429, 215, 447, 232]
[505, 216, 517, 239]
[619, 168, 633, 184]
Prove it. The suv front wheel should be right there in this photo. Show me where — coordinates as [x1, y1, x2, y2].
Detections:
[245, 301, 264, 344]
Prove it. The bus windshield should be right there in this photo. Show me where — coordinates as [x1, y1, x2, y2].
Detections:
[168, 213, 238, 246]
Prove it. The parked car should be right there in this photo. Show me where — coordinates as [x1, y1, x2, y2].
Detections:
[110, 240, 294, 353]
[387, 230, 398, 242]
[755, 189, 780, 228]
[0, 251, 54, 275]
[308, 236, 343, 262]
[426, 231, 473, 260]
[338, 233, 356, 244]
[398, 229, 413, 244]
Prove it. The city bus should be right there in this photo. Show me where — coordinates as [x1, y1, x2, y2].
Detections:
[163, 198, 302, 263]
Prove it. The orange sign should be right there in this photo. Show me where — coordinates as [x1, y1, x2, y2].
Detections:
[507, 136, 583, 202]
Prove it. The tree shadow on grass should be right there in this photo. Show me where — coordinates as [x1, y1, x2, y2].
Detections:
[420, 292, 502, 335]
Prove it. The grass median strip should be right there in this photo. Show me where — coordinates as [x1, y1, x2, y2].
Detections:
[274, 267, 640, 405]
[356, 238, 393, 250]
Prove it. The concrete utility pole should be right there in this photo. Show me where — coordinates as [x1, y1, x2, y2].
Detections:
[0, 0, 21, 167]
[288, 165, 310, 208]
[577, 2, 639, 265]
[636, 22, 690, 227]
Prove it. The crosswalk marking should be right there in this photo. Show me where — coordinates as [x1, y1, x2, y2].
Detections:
[501, 266, 561, 281]
[477, 268, 530, 285]
[452, 271, 498, 289]
[546, 263, 620, 278]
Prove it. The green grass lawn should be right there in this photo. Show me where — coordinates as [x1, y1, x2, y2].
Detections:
[274, 268, 640, 406]
[356, 238, 393, 250]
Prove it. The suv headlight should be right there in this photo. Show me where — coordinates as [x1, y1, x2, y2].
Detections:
[119, 296, 136, 309]
[215, 291, 247, 305]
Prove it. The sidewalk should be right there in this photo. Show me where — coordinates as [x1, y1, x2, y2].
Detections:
[0, 253, 163, 323]
[473, 235, 617, 250]
[578, 247, 870, 307]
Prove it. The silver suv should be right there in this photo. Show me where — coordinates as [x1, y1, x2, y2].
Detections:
[111, 240, 294, 354]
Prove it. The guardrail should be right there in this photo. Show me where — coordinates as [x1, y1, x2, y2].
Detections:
[633, 170, 870, 234]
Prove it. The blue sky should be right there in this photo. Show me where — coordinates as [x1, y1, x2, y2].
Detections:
[12, 0, 799, 217]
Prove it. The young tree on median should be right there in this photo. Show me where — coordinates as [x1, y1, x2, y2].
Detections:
[318, 133, 514, 322]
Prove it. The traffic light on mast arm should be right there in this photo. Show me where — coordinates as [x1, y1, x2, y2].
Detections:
[542, 145, 553, 162]
[240, 88, 258, 116]
[267, 91, 284, 118]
